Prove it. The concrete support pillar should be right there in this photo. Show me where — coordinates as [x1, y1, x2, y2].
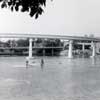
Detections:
[52, 49, 54, 56]
[68, 40, 73, 58]
[91, 41, 96, 58]
[33, 40, 36, 47]
[42, 39, 44, 56]
[82, 44, 85, 51]
[51, 41, 54, 56]
[29, 38, 33, 58]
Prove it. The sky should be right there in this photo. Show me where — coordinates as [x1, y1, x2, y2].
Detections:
[0, 0, 100, 37]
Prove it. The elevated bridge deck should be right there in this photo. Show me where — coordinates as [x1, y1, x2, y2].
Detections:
[0, 34, 100, 42]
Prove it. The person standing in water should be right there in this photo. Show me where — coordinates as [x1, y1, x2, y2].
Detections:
[26, 58, 29, 68]
[41, 58, 44, 69]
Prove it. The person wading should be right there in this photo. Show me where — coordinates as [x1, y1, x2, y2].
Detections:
[26, 59, 29, 68]
[41, 58, 44, 69]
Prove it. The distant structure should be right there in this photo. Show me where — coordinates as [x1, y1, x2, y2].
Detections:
[89, 34, 94, 38]
[84, 34, 94, 38]
[84, 34, 88, 37]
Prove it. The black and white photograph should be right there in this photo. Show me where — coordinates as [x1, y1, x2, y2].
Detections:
[0, 0, 100, 100]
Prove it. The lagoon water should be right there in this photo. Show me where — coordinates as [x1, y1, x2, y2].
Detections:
[0, 56, 100, 100]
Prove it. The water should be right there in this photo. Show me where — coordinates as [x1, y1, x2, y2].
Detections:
[0, 56, 100, 100]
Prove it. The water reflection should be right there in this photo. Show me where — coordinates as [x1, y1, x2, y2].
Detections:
[0, 56, 100, 99]
[91, 58, 96, 66]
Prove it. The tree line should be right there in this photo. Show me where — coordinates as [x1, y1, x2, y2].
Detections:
[0, 38, 63, 47]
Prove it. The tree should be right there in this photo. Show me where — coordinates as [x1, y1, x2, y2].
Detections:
[0, 0, 50, 19]
[16, 39, 29, 47]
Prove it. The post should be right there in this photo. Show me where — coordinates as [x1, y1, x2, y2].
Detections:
[52, 41, 54, 56]
[52, 48, 54, 56]
[91, 41, 96, 58]
[68, 40, 73, 58]
[42, 39, 45, 56]
[29, 38, 33, 58]
[33, 39, 36, 47]
[82, 43, 85, 51]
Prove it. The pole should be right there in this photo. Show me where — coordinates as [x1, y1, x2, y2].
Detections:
[91, 41, 96, 58]
[29, 38, 33, 58]
[68, 40, 73, 58]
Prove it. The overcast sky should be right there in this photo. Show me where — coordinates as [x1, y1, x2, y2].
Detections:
[0, 0, 100, 37]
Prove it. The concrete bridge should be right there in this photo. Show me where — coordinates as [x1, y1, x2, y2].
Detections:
[0, 33, 100, 42]
[0, 33, 100, 58]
